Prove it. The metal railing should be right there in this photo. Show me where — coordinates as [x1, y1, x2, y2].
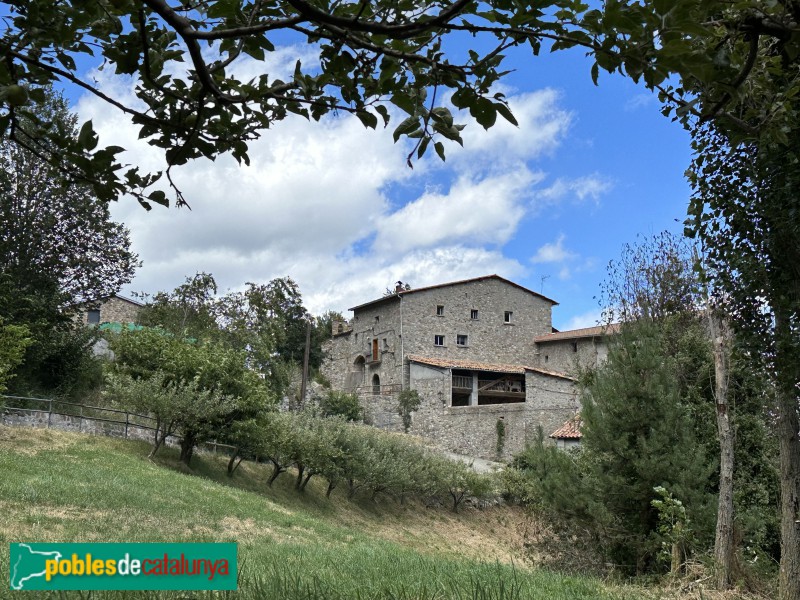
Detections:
[1, 395, 235, 455]
[354, 383, 402, 396]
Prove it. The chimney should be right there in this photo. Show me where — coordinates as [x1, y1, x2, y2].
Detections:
[395, 281, 403, 293]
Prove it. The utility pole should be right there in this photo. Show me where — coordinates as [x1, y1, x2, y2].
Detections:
[299, 317, 311, 407]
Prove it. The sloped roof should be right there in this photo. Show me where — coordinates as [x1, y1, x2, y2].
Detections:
[349, 275, 558, 312]
[550, 414, 583, 439]
[534, 323, 620, 343]
[407, 354, 575, 381]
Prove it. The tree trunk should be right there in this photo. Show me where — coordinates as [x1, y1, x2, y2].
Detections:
[179, 432, 195, 466]
[267, 461, 284, 486]
[228, 448, 242, 477]
[325, 480, 336, 498]
[299, 471, 313, 491]
[295, 463, 305, 490]
[775, 306, 800, 600]
[711, 315, 735, 590]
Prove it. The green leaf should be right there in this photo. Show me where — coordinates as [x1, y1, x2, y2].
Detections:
[434, 141, 446, 161]
[78, 120, 98, 151]
[393, 117, 419, 142]
[148, 190, 169, 208]
[356, 110, 378, 129]
[495, 103, 518, 126]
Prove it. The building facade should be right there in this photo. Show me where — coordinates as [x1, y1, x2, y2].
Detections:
[321, 275, 615, 460]
[77, 295, 143, 326]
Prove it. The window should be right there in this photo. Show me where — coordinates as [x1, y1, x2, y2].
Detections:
[457, 334, 468, 346]
[572, 341, 578, 353]
[372, 374, 381, 395]
[436, 305, 444, 316]
[470, 309, 479, 320]
[372, 339, 379, 361]
[504, 311, 513, 323]
[375, 315, 380, 323]
[434, 335, 445, 346]
[87, 309, 100, 324]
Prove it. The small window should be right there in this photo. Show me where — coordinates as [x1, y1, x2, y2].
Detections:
[572, 341, 578, 353]
[383, 338, 388, 350]
[434, 335, 445, 346]
[87, 309, 100, 324]
[470, 309, 479, 320]
[504, 311, 513, 323]
[436, 305, 444, 316]
[375, 315, 380, 323]
[457, 334, 468, 346]
[545, 355, 549, 363]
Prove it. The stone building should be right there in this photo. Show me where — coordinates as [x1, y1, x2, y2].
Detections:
[321, 275, 615, 460]
[77, 295, 143, 326]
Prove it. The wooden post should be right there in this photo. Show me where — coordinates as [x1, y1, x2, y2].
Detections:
[47, 399, 52, 429]
[125, 412, 129, 439]
[79, 405, 83, 433]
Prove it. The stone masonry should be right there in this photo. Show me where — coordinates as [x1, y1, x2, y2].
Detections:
[321, 275, 595, 461]
[78, 295, 143, 326]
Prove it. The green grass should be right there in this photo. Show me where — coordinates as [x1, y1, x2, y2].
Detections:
[0, 426, 650, 599]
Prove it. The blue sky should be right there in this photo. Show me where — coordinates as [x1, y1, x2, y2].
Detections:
[66, 33, 693, 330]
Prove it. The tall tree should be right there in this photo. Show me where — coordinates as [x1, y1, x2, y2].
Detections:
[0, 88, 138, 395]
[690, 123, 800, 600]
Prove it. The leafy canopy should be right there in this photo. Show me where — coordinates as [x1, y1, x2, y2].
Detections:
[1, 0, 795, 205]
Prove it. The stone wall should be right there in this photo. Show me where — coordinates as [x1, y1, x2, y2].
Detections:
[534, 337, 608, 376]
[80, 296, 142, 325]
[399, 278, 553, 365]
[390, 363, 580, 461]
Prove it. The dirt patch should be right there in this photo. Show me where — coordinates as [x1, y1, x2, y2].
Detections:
[347, 502, 530, 564]
[217, 515, 316, 545]
[0, 425, 76, 455]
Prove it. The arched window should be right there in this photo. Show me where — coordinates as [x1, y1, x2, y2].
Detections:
[372, 374, 381, 395]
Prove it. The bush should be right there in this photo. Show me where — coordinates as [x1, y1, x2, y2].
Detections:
[319, 390, 362, 422]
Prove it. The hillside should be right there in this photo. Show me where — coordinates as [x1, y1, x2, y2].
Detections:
[0, 425, 646, 599]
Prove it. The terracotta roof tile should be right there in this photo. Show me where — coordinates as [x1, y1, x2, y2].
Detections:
[550, 414, 583, 439]
[534, 323, 620, 343]
[407, 354, 575, 381]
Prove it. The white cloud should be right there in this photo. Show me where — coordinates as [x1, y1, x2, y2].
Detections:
[372, 169, 540, 255]
[559, 309, 603, 331]
[74, 51, 597, 317]
[530, 234, 576, 264]
[540, 174, 613, 203]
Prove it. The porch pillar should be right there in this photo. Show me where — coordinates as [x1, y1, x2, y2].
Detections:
[469, 372, 478, 406]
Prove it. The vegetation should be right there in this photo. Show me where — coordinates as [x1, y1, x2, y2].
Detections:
[0, 88, 137, 398]
[506, 233, 778, 590]
[107, 327, 273, 465]
[318, 390, 362, 422]
[0, 426, 645, 600]
[397, 389, 422, 433]
[0, 1, 791, 206]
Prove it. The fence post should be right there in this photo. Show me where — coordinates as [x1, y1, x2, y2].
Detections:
[125, 412, 129, 439]
[47, 399, 52, 429]
[79, 404, 83, 433]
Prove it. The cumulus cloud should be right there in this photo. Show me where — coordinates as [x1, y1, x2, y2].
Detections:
[75, 49, 606, 317]
[530, 234, 576, 264]
[560, 309, 603, 331]
[540, 174, 613, 203]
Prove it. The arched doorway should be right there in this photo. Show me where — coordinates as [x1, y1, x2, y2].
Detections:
[372, 373, 381, 395]
[346, 355, 366, 392]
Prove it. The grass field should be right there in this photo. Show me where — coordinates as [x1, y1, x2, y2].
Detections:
[0, 425, 651, 599]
